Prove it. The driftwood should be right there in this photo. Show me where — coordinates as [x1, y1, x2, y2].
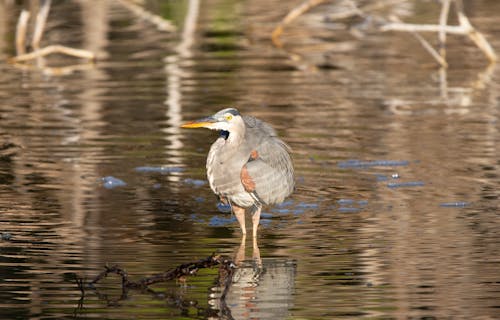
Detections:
[76, 254, 235, 312]
[272, 0, 497, 66]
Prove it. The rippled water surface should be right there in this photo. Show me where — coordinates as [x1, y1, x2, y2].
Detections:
[0, 0, 499, 319]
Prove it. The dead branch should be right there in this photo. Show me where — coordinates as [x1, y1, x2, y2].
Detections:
[10, 1, 95, 71]
[389, 15, 448, 68]
[381, 22, 468, 34]
[272, 0, 496, 66]
[116, 0, 177, 32]
[86, 254, 235, 290]
[381, 0, 497, 64]
[76, 254, 235, 317]
[272, 0, 330, 48]
[10, 45, 95, 63]
[454, 2, 497, 62]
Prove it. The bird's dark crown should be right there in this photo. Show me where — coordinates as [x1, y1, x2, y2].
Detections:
[213, 107, 240, 118]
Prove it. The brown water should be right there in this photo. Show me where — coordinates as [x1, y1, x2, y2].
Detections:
[0, 1, 499, 319]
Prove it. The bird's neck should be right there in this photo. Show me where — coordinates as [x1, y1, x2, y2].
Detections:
[225, 128, 244, 145]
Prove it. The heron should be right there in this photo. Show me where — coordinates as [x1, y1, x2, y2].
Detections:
[181, 108, 294, 237]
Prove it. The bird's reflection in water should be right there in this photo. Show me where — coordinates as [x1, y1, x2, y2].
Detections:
[211, 235, 296, 320]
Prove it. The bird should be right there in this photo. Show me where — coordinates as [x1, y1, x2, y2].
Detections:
[181, 108, 294, 238]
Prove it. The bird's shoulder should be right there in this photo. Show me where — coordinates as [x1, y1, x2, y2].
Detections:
[242, 115, 292, 163]
[243, 115, 277, 137]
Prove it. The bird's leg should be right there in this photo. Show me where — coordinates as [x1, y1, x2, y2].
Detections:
[233, 205, 246, 235]
[252, 206, 262, 239]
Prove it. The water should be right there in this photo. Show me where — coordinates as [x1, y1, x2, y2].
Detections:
[0, 0, 499, 319]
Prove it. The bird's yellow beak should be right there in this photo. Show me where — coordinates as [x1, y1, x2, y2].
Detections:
[181, 117, 216, 129]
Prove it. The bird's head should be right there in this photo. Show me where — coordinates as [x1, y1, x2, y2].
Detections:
[181, 108, 243, 135]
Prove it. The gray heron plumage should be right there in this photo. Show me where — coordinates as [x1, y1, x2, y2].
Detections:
[181, 108, 294, 237]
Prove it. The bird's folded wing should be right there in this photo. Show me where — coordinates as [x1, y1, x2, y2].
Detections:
[242, 138, 294, 205]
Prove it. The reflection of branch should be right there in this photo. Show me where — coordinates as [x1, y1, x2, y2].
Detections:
[164, 0, 199, 172]
[9, 62, 95, 76]
[75, 279, 226, 319]
[385, 63, 496, 114]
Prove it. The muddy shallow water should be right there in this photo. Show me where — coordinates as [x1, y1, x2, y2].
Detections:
[0, 0, 499, 319]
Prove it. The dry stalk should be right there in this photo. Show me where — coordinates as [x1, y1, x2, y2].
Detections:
[32, 0, 51, 50]
[15, 10, 30, 55]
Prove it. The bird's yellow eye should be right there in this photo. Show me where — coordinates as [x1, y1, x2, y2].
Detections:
[225, 114, 233, 121]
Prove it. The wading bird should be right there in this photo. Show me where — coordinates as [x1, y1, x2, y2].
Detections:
[182, 108, 294, 237]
